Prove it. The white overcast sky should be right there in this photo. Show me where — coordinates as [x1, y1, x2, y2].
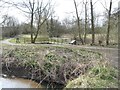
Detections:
[0, 0, 119, 23]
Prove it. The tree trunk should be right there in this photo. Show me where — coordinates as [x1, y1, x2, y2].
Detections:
[84, 2, 87, 44]
[30, 11, 34, 43]
[90, 0, 95, 45]
[106, 0, 112, 45]
[33, 17, 49, 43]
[73, 0, 84, 45]
[50, 16, 54, 37]
[33, 21, 40, 43]
[30, 0, 35, 43]
[32, 0, 51, 43]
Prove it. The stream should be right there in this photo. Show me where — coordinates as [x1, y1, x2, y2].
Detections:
[0, 76, 64, 89]
[0, 76, 43, 88]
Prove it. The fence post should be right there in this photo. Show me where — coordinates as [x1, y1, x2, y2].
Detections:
[57, 38, 59, 44]
[61, 39, 62, 44]
[50, 38, 52, 44]
[24, 38, 25, 44]
[16, 38, 20, 43]
[62, 39, 64, 44]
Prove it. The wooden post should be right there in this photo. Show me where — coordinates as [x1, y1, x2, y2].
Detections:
[24, 38, 25, 43]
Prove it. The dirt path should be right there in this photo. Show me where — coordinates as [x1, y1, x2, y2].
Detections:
[1, 38, 17, 45]
[1, 38, 118, 68]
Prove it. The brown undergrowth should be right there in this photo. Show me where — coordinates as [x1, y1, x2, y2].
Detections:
[2, 45, 110, 86]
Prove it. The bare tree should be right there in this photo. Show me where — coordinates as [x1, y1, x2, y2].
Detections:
[90, 0, 95, 45]
[33, 0, 52, 43]
[100, 0, 113, 45]
[0, 0, 11, 24]
[49, 16, 54, 37]
[83, 0, 88, 44]
[2, 15, 19, 27]
[106, 0, 112, 45]
[2, 15, 20, 38]
[28, 0, 35, 43]
[73, 0, 84, 45]
[2, 0, 35, 43]
[3, 0, 53, 43]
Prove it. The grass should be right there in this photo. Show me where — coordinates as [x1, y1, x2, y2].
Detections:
[65, 61, 118, 88]
[9, 36, 50, 44]
[2, 39, 118, 88]
[2, 45, 105, 84]
[8, 34, 118, 48]
[82, 34, 118, 47]
[9, 34, 69, 44]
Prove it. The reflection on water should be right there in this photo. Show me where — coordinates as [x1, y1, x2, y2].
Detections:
[0, 77, 42, 88]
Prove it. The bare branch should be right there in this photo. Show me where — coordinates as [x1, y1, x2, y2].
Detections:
[93, 0, 100, 5]
[73, 0, 84, 44]
[100, 1, 109, 12]
[22, 0, 31, 12]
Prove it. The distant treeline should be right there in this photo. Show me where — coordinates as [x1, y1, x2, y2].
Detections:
[2, 26, 20, 39]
